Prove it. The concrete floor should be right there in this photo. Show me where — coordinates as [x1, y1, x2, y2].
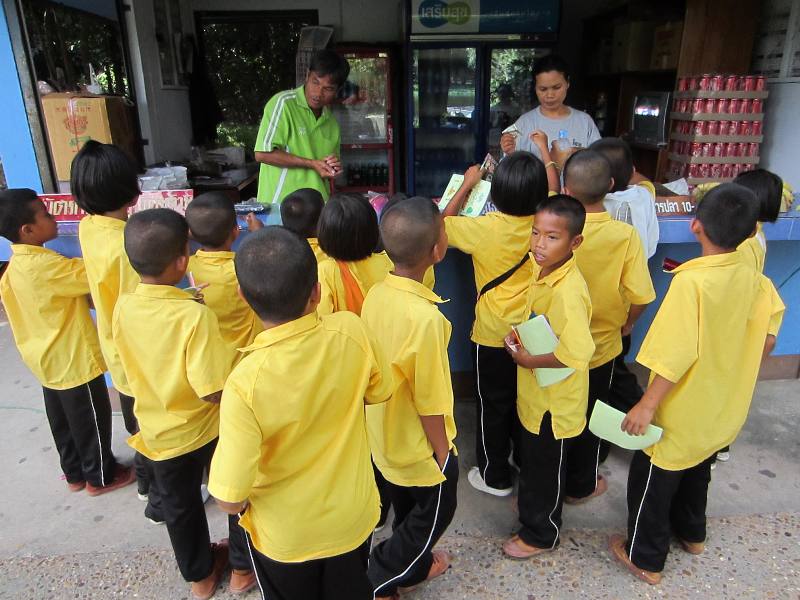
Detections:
[0, 305, 799, 599]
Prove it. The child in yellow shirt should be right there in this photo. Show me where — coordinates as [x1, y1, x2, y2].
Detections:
[208, 226, 392, 600]
[112, 209, 249, 599]
[316, 193, 394, 315]
[362, 197, 457, 598]
[443, 145, 553, 496]
[0, 189, 133, 495]
[502, 194, 595, 559]
[610, 184, 785, 585]
[734, 168, 783, 274]
[71, 141, 152, 504]
[280, 187, 329, 262]
[562, 150, 655, 501]
[185, 192, 262, 354]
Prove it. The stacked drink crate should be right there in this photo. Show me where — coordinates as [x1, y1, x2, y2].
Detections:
[667, 74, 768, 187]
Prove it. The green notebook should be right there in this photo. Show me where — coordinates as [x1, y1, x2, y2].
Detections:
[589, 400, 663, 450]
[436, 174, 491, 217]
[512, 314, 575, 388]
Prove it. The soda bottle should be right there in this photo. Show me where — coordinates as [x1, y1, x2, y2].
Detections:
[555, 129, 571, 152]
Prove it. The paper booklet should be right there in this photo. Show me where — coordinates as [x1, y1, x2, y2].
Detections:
[511, 314, 575, 388]
[588, 400, 663, 451]
[436, 153, 500, 217]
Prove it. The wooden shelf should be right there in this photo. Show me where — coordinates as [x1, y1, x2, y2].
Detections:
[670, 133, 763, 143]
[669, 153, 760, 165]
[674, 90, 768, 99]
[670, 112, 764, 121]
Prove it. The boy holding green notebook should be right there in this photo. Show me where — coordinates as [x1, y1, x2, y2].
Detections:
[609, 184, 785, 585]
[502, 194, 595, 559]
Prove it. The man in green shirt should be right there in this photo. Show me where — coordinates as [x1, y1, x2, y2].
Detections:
[254, 50, 350, 204]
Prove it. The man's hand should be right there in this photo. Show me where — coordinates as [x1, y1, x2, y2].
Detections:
[310, 159, 337, 179]
[550, 141, 576, 170]
[246, 213, 264, 232]
[530, 130, 549, 154]
[500, 133, 517, 154]
[324, 155, 342, 176]
[621, 401, 656, 436]
[463, 164, 484, 189]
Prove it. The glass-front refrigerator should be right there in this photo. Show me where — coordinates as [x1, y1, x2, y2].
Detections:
[404, 0, 559, 197]
[331, 47, 396, 195]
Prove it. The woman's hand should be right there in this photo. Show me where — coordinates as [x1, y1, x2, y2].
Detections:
[500, 133, 517, 154]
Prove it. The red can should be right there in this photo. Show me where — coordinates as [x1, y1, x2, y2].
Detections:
[677, 98, 688, 112]
[699, 163, 711, 178]
[717, 120, 729, 135]
[691, 98, 705, 113]
[729, 98, 743, 114]
[707, 120, 720, 135]
[688, 163, 701, 178]
[752, 98, 763, 113]
[727, 121, 740, 135]
[711, 164, 723, 178]
[755, 75, 766, 91]
[691, 121, 705, 135]
[740, 99, 753, 113]
[716, 98, 731, 113]
[740, 121, 753, 136]
[701, 142, 714, 157]
[699, 74, 712, 90]
[752, 121, 762, 135]
[690, 142, 703, 156]
[711, 74, 724, 91]
[743, 75, 756, 91]
[724, 74, 740, 91]
[678, 77, 690, 91]
[703, 98, 716, 113]
[713, 142, 726, 157]
[748, 142, 760, 156]
[737, 142, 749, 156]
[727, 143, 740, 157]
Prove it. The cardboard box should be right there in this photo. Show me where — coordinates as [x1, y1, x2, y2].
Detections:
[650, 21, 683, 70]
[612, 21, 655, 73]
[40, 94, 139, 180]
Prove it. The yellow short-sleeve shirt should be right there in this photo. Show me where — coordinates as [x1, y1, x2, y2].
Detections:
[737, 222, 766, 273]
[445, 212, 535, 347]
[574, 212, 655, 368]
[79, 215, 140, 395]
[0, 245, 106, 389]
[361, 274, 458, 487]
[188, 250, 263, 354]
[637, 253, 785, 471]
[317, 252, 435, 315]
[112, 284, 235, 461]
[307, 238, 329, 264]
[208, 311, 392, 562]
[516, 256, 595, 439]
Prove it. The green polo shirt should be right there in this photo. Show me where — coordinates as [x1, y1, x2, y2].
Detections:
[254, 86, 340, 204]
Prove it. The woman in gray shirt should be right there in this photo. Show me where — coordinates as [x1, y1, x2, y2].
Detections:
[501, 55, 601, 166]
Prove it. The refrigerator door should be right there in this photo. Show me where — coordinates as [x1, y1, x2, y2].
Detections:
[410, 46, 478, 197]
[487, 47, 545, 157]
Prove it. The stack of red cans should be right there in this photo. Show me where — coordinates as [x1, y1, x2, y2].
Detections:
[676, 74, 766, 93]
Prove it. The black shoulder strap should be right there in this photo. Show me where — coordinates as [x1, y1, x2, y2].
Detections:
[477, 253, 530, 299]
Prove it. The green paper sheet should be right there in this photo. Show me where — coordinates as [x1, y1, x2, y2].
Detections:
[588, 400, 663, 451]
[512, 314, 575, 388]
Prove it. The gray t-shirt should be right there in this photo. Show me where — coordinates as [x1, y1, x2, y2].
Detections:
[511, 106, 601, 160]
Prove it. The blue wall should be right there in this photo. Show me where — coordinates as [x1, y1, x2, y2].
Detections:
[0, 3, 43, 191]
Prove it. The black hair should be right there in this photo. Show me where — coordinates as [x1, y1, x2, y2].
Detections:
[533, 54, 571, 81]
[536, 193, 586, 237]
[0, 188, 39, 243]
[308, 49, 351, 87]
[380, 196, 441, 267]
[185, 192, 236, 248]
[563, 150, 612, 204]
[124, 209, 188, 277]
[589, 138, 633, 193]
[235, 226, 317, 322]
[70, 140, 140, 214]
[318, 193, 379, 261]
[733, 168, 783, 223]
[695, 183, 759, 249]
[490, 151, 548, 216]
[280, 188, 325, 238]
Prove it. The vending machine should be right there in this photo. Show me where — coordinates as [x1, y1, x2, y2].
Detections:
[331, 47, 397, 195]
[405, 0, 560, 197]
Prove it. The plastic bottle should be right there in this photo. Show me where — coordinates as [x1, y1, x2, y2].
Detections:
[555, 129, 571, 152]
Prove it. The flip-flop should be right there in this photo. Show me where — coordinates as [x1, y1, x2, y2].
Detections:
[502, 535, 552, 560]
[608, 534, 662, 585]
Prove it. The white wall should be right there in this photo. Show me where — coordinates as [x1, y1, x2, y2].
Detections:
[760, 81, 800, 191]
